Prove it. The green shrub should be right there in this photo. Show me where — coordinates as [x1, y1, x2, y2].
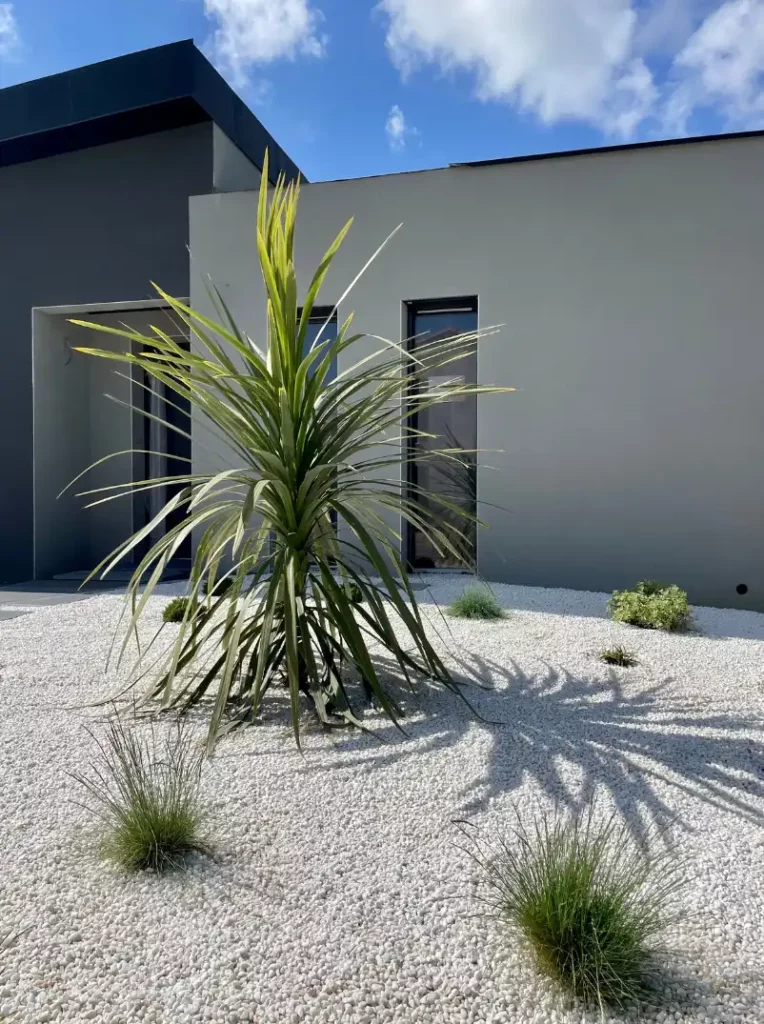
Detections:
[599, 645, 639, 668]
[72, 718, 208, 873]
[162, 596, 191, 624]
[203, 576, 235, 597]
[608, 581, 691, 632]
[462, 810, 683, 1012]
[345, 581, 363, 605]
[449, 585, 504, 620]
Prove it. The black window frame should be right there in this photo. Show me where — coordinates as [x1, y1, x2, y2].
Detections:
[298, 305, 340, 531]
[404, 296, 479, 571]
[299, 305, 339, 357]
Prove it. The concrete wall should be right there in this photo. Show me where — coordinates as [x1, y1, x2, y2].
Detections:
[212, 125, 262, 193]
[189, 137, 764, 610]
[33, 313, 139, 578]
[0, 121, 213, 584]
[32, 311, 90, 577]
[83, 314, 140, 572]
[33, 308, 187, 579]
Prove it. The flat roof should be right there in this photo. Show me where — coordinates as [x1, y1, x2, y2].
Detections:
[0, 39, 304, 183]
[307, 124, 764, 187]
[451, 127, 764, 170]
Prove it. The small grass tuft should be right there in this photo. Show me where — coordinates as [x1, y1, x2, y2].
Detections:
[449, 585, 504, 620]
[346, 582, 363, 605]
[162, 596, 191, 624]
[599, 645, 639, 668]
[460, 809, 683, 1013]
[609, 581, 691, 632]
[72, 718, 209, 873]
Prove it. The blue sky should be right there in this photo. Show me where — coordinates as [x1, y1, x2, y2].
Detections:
[2, 0, 764, 182]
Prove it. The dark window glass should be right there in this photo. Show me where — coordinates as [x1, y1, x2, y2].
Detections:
[406, 298, 478, 570]
[300, 306, 338, 381]
[300, 306, 339, 530]
[136, 357, 192, 563]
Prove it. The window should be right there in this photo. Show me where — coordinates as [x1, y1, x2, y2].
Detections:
[405, 297, 478, 570]
[299, 306, 339, 530]
[299, 306, 338, 381]
[140, 362, 192, 561]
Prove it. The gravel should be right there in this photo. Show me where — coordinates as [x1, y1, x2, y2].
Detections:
[0, 575, 763, 1023]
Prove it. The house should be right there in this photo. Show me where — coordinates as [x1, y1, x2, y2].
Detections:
[189, 131, 764, 610]
[13, 42, 764, 610]
[0, 40, 300, 585]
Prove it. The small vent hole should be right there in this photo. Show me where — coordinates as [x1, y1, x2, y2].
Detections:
[736, 584, 749, 596]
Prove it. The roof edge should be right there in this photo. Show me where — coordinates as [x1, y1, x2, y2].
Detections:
[450, 127, 764, 170]
[0, 40, 304, 182]
[189, 47, 304, 184]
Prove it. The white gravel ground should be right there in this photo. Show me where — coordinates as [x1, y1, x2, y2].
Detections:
[0, 576, 763, 1024]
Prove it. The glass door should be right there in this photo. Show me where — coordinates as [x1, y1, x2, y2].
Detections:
[136, 337, 192, 564]
[406, 298, 478, 570]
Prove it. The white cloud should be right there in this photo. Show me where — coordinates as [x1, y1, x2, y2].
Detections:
[602, 57, 658, 136]
[379, 0, 654, 135]
[0, 4, 20, 58]
[666, 0, 764, 131]
[378, 0, 764, 138]
[385, 103, 417, 148]
[204, 0, 325, 88]
[635, 0, 699, 56]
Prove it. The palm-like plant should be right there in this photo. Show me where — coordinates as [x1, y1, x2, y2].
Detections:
[70, 155, 512, 750]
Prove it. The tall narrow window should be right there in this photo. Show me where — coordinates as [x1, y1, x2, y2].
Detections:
[300, 306, 338, 381]
[406, 297, 478, 570]
[129, 312, 192, 568]
[139, 340, 192, 562]
[299, 306, 339, 531]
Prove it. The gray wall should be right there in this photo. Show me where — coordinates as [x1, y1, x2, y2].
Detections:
[190, 137, 764, 611]
[0, 122, 213, 583]
[33, 314, 137, 579]
[212, 125, 262, 193]
[33, 308, 185, 579]
[31, 311, 90, 576]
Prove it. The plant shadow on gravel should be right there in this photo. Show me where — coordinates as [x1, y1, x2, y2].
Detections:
[310, 652, 764, 837]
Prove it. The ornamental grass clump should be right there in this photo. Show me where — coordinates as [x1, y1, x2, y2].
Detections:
[460, 809, 683, 1013]
[449, 585, 504, 620]
[72, 718, 208, 873]
[599, 645, 639, 668]
[68, 152, 512, 751]
[162, 596, 191, 624]
[609, 581, 691, 632]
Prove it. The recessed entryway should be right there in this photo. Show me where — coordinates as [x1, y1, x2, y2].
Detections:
[32, 300, 190, 581]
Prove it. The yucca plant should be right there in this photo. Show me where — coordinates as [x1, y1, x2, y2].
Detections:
[67, 153, 512, 750]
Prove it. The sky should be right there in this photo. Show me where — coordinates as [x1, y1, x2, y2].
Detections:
[1, 0, 764, 181]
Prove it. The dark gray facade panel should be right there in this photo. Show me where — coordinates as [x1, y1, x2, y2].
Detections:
[0, 121, 213, 583]
[0, 39, 303, 183]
